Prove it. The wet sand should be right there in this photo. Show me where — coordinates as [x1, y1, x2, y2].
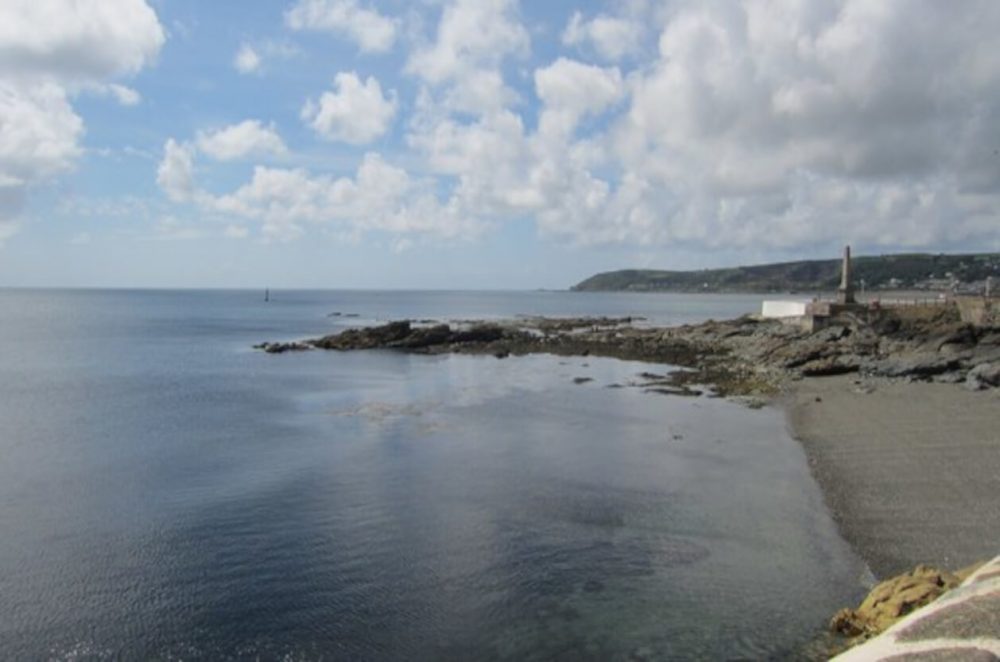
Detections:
[785, 376, 1000, 579]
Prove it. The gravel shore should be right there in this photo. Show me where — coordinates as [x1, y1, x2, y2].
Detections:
[785, 375, 1000, 579]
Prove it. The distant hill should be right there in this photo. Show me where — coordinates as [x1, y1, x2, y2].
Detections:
[571, 253, 1000, 293]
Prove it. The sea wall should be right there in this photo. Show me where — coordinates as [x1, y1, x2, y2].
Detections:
[833, 555, 1000, 661]
[956, 296, 1000, 326]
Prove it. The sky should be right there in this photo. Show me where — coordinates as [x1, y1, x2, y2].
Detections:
[1, 0, 999, 289]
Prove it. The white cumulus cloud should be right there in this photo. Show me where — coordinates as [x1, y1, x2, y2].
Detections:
[0, 81, 83, 186]
[562, 10, 644, 61]
[156, 139, 197, 203]
[211, 153, 477, 242]
[0, 0, 164, 239]
[0, 0, 165, 82]
[233, 44, 261, 74]
[410, 0, 1000, 253]
[196, 120, 287, 161]
[232, 40, 300, 75]
[598, 0, 1000, 248]
[534, 58, 624, 137]
[301, 72, 397, 144]
[406, 0, 529, 114]
[152, 0, 1000, 259]
[285, 0, 397, 53]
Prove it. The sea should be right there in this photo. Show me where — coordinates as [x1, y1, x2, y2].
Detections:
[0, 289, 866, 660]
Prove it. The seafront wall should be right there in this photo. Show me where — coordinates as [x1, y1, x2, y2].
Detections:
[956, 296, 1000, 326]
[833, 556, 1000, 661]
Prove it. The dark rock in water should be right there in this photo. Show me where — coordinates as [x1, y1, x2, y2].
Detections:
[638, 371, 668, 380]
[255, 341, 312, 354]
[644, 386, 703, 397]
[394, 324, 452, 349]
[313, 320, 414, 350]
[299, 319, 528, 355]
[258, 306, 999, 400]
[451, 324, 505, 344]
[573, 377, 593, 384]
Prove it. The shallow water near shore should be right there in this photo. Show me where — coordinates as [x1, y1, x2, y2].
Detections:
[0, 289, 865, 659]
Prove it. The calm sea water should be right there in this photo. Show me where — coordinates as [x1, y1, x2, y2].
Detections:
[0, 290, 864, 660]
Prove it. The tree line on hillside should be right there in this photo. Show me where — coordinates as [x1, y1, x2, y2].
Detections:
[571, 253, 1000, 293]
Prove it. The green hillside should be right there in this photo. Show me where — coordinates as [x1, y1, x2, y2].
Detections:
[571, 253, 1000, 293]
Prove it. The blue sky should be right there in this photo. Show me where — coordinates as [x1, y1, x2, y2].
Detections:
[2, 0, 999, 288]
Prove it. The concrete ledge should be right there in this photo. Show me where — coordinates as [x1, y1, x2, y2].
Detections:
[834, 555, 1000, 661]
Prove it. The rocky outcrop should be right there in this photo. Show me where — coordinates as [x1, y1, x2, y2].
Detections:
[256, 306, 1000, 397]
[830, 565, 963, 639]
[965, 361, 1000, 390]
[253, 341, 312, 354]
[302, 320, 521, 352]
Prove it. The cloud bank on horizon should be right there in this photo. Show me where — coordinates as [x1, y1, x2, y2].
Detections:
[1, 0, 1000, 285]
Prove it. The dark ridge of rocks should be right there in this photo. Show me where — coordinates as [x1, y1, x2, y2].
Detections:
[254, 341, 312, 354]
[256, 308, 1000, 398]
[309, 321, 520, 352]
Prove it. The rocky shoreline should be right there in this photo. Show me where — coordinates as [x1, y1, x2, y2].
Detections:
[257, 306, 1000, 397]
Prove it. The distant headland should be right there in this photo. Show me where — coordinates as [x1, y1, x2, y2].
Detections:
[572, 252, 1000, 294]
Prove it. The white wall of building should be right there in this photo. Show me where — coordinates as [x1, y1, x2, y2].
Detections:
[761, 300, 809, 318]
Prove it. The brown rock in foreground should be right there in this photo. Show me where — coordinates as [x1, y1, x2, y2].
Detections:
[830, 565, 962, 639]
[833, 556, 999, 661]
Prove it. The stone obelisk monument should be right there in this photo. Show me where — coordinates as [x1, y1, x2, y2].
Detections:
[837, 245, 856, 304]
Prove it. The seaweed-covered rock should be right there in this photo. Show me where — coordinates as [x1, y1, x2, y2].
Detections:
[312, 321, 415, 350]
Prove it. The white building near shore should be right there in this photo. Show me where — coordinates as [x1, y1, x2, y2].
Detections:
[760, 300, 810, 319]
